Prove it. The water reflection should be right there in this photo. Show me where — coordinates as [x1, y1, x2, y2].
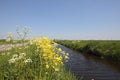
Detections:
[58, 44, 120, 80]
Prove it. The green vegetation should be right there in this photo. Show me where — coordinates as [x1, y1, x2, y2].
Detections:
[0, 37, 77, 80]
[0, 27, 77, 80]
[0, 39, 28, 45]
[56, 40, 120, 62]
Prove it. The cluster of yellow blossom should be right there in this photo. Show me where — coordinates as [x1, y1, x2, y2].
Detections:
[32, 37, 69, 72]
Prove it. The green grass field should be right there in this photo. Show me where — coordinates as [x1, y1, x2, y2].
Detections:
[56, 40, 120, 62]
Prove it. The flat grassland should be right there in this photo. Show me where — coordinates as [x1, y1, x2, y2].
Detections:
[56, 40, 120, 62]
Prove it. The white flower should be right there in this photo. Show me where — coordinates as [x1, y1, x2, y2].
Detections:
[24, 58, 32, 63]
[6, 32, 13, 42]
[8, 58, 16, 64]
[12, 54, 18, 59]
[18, 53, 26, 59]
[20, 53, 26, 57]
[6, 38, 11, 42]
[18, 56, 23, 60]
[65, 53, 69, 56]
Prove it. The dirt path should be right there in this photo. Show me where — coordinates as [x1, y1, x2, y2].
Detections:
[0, 43, 29, 51]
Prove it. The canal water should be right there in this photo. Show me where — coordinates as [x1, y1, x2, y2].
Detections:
[58, 44, 120, 80]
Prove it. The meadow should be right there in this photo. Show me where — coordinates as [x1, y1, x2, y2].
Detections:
[56, 40, 120, 62]
[0, 37, 77, 80]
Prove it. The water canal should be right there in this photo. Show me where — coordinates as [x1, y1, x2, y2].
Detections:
[58, 44, 120, 80]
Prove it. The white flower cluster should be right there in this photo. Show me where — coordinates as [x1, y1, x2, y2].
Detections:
[6, 32, 13, 42]
[8, 53, 32, 64]
[24, 58, 32, 63]
[8, 54, 18, 63]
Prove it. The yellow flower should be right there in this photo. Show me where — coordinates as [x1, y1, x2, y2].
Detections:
[55, 57, 62, 62]
[46, 64, 49, 69]
[58, 48, 62, 52]
[45, 72, 48, 75]
[43, 53, 47, 57]
[54, 62, 58, 66]
[33, 37, 69, 74]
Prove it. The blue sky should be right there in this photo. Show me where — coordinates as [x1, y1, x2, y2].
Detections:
[0, 0, 120, 40]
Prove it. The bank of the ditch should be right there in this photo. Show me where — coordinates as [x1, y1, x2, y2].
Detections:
[0, 39, 29, 45]
[0, 38, 77, 80]
[56, 40, 120, 63]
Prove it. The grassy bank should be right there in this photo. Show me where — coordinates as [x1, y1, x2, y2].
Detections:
[0, 37, 77, 80]
[56, 40, 120, 62]
[0, 39, 28, 45]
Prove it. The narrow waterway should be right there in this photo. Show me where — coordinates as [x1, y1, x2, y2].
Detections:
[58, 44, 120, 80]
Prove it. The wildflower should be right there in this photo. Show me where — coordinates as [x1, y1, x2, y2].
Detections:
[65, 55, 69, 59]
[12, 54, 18, 59]
[24, 58, 32, 63]
[6, 32, 13, 42]
[58, 48, 62, 52]
[18, 53, 26, 59]
[55, 57, 62, 63]
[45, 72, 48, 75]
[54, 62, 58, 66]
[8, 58, 16, 64]
[6, 38, 11, 42]
[33, 37, 69, 74]
[65, 53, 69, 56]
[46, 64, 49, 69]
[55, 67, 59, 72]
